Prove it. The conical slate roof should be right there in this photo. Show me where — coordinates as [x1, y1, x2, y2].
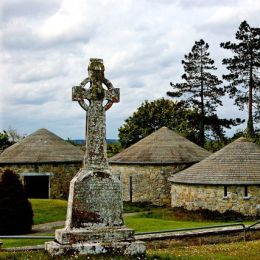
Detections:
[110, 127, 211, 165]
[169, 137, 260, 185]
[0, 128, 83, 164]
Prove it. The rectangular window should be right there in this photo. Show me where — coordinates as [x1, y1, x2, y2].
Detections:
[224, 186, 228, 197]
[244, 186, 248, 197]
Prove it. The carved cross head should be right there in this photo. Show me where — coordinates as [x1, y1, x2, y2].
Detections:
[72, 58, 120, 111]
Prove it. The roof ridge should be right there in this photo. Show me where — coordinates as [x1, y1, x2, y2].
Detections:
[110, 127, 210, 164]
[0, 128, 83, 164]
[169, 138, 260, 185]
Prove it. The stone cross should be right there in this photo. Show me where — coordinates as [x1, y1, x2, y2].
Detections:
[72, 58, 119, 171]
[45, 58, 145, 257]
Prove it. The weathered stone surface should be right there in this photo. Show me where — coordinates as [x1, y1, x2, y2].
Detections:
[65, 169, 123, 229]
[111, 164, 187, 205]
[171, 183, 260, 216]
[45, 241, 145, 256]
[55, 227, 134, 244]
[46, 58, 145, 257]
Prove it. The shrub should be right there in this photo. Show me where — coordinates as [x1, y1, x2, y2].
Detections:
[171, 207, 252, 221]
[0, 169, 33, 234]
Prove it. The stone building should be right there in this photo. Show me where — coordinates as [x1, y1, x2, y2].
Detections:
[0, 128, 83, 199]
[110, 127, 211, 205]
[169, 137, 260, 217]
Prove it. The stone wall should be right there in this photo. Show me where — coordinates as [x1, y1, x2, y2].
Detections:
[0, 162, 81, 199]
[110, 164, 187, 206]
[171, 183, 260, 216]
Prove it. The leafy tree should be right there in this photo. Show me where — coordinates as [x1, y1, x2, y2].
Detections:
[0, 131, 12, 151]
[0, 169, 33, 234]
[107, 143, 122, 157]
[220, 21, 260, 137]
[167, 39, 225, 147]
[119, 98, 220, 148]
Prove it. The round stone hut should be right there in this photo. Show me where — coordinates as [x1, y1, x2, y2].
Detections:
[110, 127, 211, 205]
[0, 128, 83, 199]
[169, 137, 260, 217]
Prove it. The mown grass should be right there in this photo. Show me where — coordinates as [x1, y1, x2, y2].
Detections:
[148, 239, 260, 259]
[1, 240, 260, 259]
[125, 208, 252, 233]
[30, 199, 67, 224]
[30, 200, 157, 224]
[0, 200, 254, 249]
[0, 238, 51, 248]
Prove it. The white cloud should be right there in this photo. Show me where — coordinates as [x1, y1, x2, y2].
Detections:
[1, 0, 259, 139]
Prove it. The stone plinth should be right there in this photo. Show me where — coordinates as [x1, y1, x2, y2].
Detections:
[45, 241, 145, 256]
[55, 227, 134, 244]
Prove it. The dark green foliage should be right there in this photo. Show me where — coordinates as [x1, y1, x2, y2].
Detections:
[118, 98, 201, 148]
[123, 201, 160, 213]
[204, 140, 225, 152]
[0, 169, 33, 234]
[119, 98, 241, 148]
[221, 21, 260, 137]
[167, 39, 231, 147]
[254, 130, 260, 144]
[0, 131, 12, 151]
[107, 142, 122, 157]
[171, 207, 253, 221]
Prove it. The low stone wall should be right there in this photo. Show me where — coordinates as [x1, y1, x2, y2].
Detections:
[110, 164, 187, 206]
[0, 162, 81, 199]
[171, 183, 260, 216]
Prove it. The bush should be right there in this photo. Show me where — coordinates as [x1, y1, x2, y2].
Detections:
[171, 207, 252, 221]
[0, 169, 33, 234]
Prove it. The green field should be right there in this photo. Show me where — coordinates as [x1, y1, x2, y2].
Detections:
[1, 240, 260, 259]
[30, 199, 67, 224]
[0, 199, 256, 250]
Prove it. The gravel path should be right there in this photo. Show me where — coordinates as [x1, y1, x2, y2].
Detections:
[32, 221, 65, 234]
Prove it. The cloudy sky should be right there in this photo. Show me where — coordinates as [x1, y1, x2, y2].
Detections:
[0, 0, 260, 140]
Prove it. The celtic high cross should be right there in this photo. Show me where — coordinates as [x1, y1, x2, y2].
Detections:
[72, 58, 120, 171]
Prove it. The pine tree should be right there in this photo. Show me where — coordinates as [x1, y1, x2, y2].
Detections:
[0, 169, 33, 234]
[220, 21, 260, 137]
[167, 39, 225, 147]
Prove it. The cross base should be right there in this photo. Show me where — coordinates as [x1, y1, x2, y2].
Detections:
[45, 241, 146, 257]
[55, 227, 135, 244]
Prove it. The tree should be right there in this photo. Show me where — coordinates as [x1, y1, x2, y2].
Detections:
[6, 127, 23, 143]
[220, 21, 260, 137]
[0, 131, 12, 151]
[119, 98, 220, 148]
[107, 143, 122, 157]
[0, 169, 33, 234]
[167, 39, 225, 147]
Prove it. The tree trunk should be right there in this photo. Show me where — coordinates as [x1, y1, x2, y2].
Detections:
[200, 83, 205, 147]
[199, 51, 205, 147]
[247, 54, 254, 137]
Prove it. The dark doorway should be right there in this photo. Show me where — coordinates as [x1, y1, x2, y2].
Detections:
[24, 176, 49, 198]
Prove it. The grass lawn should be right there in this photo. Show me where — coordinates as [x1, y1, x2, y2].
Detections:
[1, 238, 52, 248]
[30, 200, 158, 224]
[147, 239, 260, 259]
[30, 199, 67, 225]
[125, 209, 252, 233]
[0, 240, 260, 259]
[0, 200, 254, 249]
